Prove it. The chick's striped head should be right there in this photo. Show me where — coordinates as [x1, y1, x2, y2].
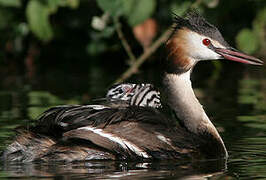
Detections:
[106, 83, 161, 108]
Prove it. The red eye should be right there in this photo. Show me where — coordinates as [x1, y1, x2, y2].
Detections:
[202, 38, 211, 46]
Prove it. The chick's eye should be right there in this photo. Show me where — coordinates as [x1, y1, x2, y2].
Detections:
[122, 86, 131, 93]
[202, 38, 211, 46]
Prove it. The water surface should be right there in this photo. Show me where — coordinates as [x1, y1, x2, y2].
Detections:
[0, 62, 266, 179]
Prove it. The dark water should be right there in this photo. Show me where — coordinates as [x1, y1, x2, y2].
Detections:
[0, 62, 266, 179]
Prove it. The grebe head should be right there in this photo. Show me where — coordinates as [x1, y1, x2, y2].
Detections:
[166, 11, 263, 73]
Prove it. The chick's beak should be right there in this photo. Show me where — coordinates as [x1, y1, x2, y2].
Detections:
[215, 47, 263, 65]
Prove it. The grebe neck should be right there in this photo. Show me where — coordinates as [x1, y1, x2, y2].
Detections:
[163, 70, 228, 157]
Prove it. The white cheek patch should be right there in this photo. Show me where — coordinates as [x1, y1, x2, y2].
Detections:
[185, 32, 223, 60]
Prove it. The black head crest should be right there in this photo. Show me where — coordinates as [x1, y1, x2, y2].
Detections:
[172, 10, 228, 46]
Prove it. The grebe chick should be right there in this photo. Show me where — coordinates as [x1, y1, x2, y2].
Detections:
[2, 11, 263, 162]
[106, 83, 161, 108]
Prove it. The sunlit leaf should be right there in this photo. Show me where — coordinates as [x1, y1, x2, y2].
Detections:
[47, 0, 80, 10]
[96, 0, 124, 17]
[236, 28, 259, 54]
[46, 0, 62, 13]
[26, 0, 53, 41]
[252, 8, 266, 53]
[122, 0, 134, 15]
[66, 0, 79, 9]
[0, 0, 21, 7]
[170, 1, 191, 16]
[123, 0, 156, 26]
[202, 0, 219, 8]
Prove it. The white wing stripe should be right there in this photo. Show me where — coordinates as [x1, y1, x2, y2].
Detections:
[78, 126, 150, 158]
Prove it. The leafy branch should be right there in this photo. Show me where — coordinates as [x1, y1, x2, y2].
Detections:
[112, 0, 204, 84]
[114, 17, 136, 64]
[114, 28, 172, 84]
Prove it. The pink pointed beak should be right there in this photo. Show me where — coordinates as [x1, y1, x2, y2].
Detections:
[215, 48, 263, 66]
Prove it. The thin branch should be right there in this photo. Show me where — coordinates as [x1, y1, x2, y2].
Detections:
[114, 28, 172, 84]
[114, 17, 136, 64]
[113, 1, 203, 84]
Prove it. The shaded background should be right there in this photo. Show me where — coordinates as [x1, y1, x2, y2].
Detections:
[0, 0, 266, 179]
[0, 0, 265, 96]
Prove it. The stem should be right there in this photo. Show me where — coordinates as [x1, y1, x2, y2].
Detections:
[114, 17, 136, 64]
[114, 28, 172, 84]
[113, 1, 203, 84]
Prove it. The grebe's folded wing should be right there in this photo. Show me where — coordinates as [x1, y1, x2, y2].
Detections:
[36, 104, 124, 134]
[60, 106, 198, 160]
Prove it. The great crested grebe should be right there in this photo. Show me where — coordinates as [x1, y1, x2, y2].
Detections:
[2, 11, 263, 162]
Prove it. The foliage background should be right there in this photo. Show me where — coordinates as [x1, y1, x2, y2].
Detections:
[0, 0, 265, 105]
[1, 1, 266, 179]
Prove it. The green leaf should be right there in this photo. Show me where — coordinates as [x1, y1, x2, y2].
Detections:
[0, 9, 13, 29]
[92, 26, 115, 39]
[26, 0, 53, 41]
[47, 0, 80, 10]
[123, 0, 156, 26]
[66, 0, 80, 9]
[0, 0, 21, 7]
[86, 40, 108, 56]
[236, 28, 259, 54]
[122, 0, 134, 15]
[28, 91, 64, 106]
[96, 0, 156, 26]
[96, 0, 124, 17]
[253, 8, 266, 52]
[170, 1, 191, 16]
[47, 0, 62, 13]
[202, 0, 219, 8]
